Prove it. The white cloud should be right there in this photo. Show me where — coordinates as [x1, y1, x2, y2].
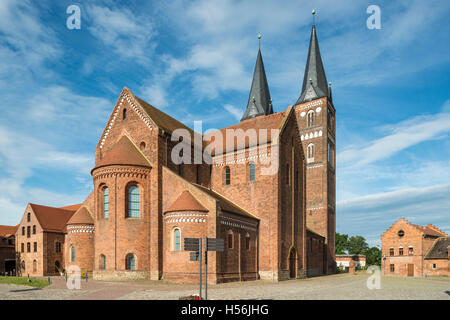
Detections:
[337, 183, 450, 246]
[338, 101, 450, 166]
[86, 4, 156, 64]
[140, 83, 169, 108]
[224, 104, 243, 121]
[0, 0, 60, 82]
[0, 125, 92, 225]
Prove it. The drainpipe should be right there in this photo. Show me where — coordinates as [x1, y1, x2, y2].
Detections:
[421, 234, 424, 277]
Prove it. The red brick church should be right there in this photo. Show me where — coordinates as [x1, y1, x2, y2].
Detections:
[14, 18, 336, 282]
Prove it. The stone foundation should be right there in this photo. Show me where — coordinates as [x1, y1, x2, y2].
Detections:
[93, 270, 150, 281]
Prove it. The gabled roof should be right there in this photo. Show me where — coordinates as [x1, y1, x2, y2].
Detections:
[295, 23, 329, 105]
[241, 47, 273, 121]
[165, 191, 208, 213]
[194, 184, 259, 220]
[94, 135, 152, 170]
[0, 225, 19, 237]
[29, 204, 77, 233]
[205, 111, 286, 156]
[131, 92, 196, 136]
[382, 218, 448, 238]
[59, 204, 83, 211]
[67, 206, 94, 225]
[425, 236, 450, 260]
[409, 223, 447, 237]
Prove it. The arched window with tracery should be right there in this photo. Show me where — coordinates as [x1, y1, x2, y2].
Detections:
[103, 187, 109, 219]
[127, 185, 140, 218]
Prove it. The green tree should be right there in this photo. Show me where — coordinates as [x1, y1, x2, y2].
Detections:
[335, 233, 349, 254]
[364, 246, 381, 266]
[347, 236, 369, 254]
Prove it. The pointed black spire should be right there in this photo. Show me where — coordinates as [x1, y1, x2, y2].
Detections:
[295, 10, 329, 106]
[241, 35, 273, 121]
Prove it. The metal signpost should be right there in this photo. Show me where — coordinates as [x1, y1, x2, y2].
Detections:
[184, 238, 202, 299]
[184, 237, 224, 300]
[204, 237, 224, 300]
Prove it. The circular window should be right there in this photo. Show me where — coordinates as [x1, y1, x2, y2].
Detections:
[398, 230, 405, 237]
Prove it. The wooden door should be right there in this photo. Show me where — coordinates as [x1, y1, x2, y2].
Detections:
[407, 264, 414, 277]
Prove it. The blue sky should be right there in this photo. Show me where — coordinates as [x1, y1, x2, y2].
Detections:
[1, 0, 449, 246]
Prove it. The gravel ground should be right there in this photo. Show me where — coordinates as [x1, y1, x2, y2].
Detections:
[0, 273, 448, 300]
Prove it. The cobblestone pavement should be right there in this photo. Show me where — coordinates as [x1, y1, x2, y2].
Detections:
[0, 273, 448, 300]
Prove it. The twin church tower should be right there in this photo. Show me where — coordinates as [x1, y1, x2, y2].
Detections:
[241, 12, 336, 274]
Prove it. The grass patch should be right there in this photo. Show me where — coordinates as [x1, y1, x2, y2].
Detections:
[0, 276, 51, 288]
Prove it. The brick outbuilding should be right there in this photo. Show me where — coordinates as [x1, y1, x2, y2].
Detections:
[0, 225, 18, 275]
[381, 218, 448, 277]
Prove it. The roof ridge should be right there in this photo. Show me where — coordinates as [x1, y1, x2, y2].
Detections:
[30, 203, 78, 212]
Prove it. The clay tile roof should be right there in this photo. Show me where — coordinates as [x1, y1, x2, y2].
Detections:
[165, 191, 208, 213]
[0, 225, 19, 237]
[193, 184, 259, 220]
[67, 206, 94, 225]
[30, 204, 76, 233]
[133, 94, 196, 136]
[425, 236, 450, 259]
[59, 204, 83, 211]
[410, 223, 446, 237]
[204, 111, 286, 156]
[94, 135, 151, 170]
